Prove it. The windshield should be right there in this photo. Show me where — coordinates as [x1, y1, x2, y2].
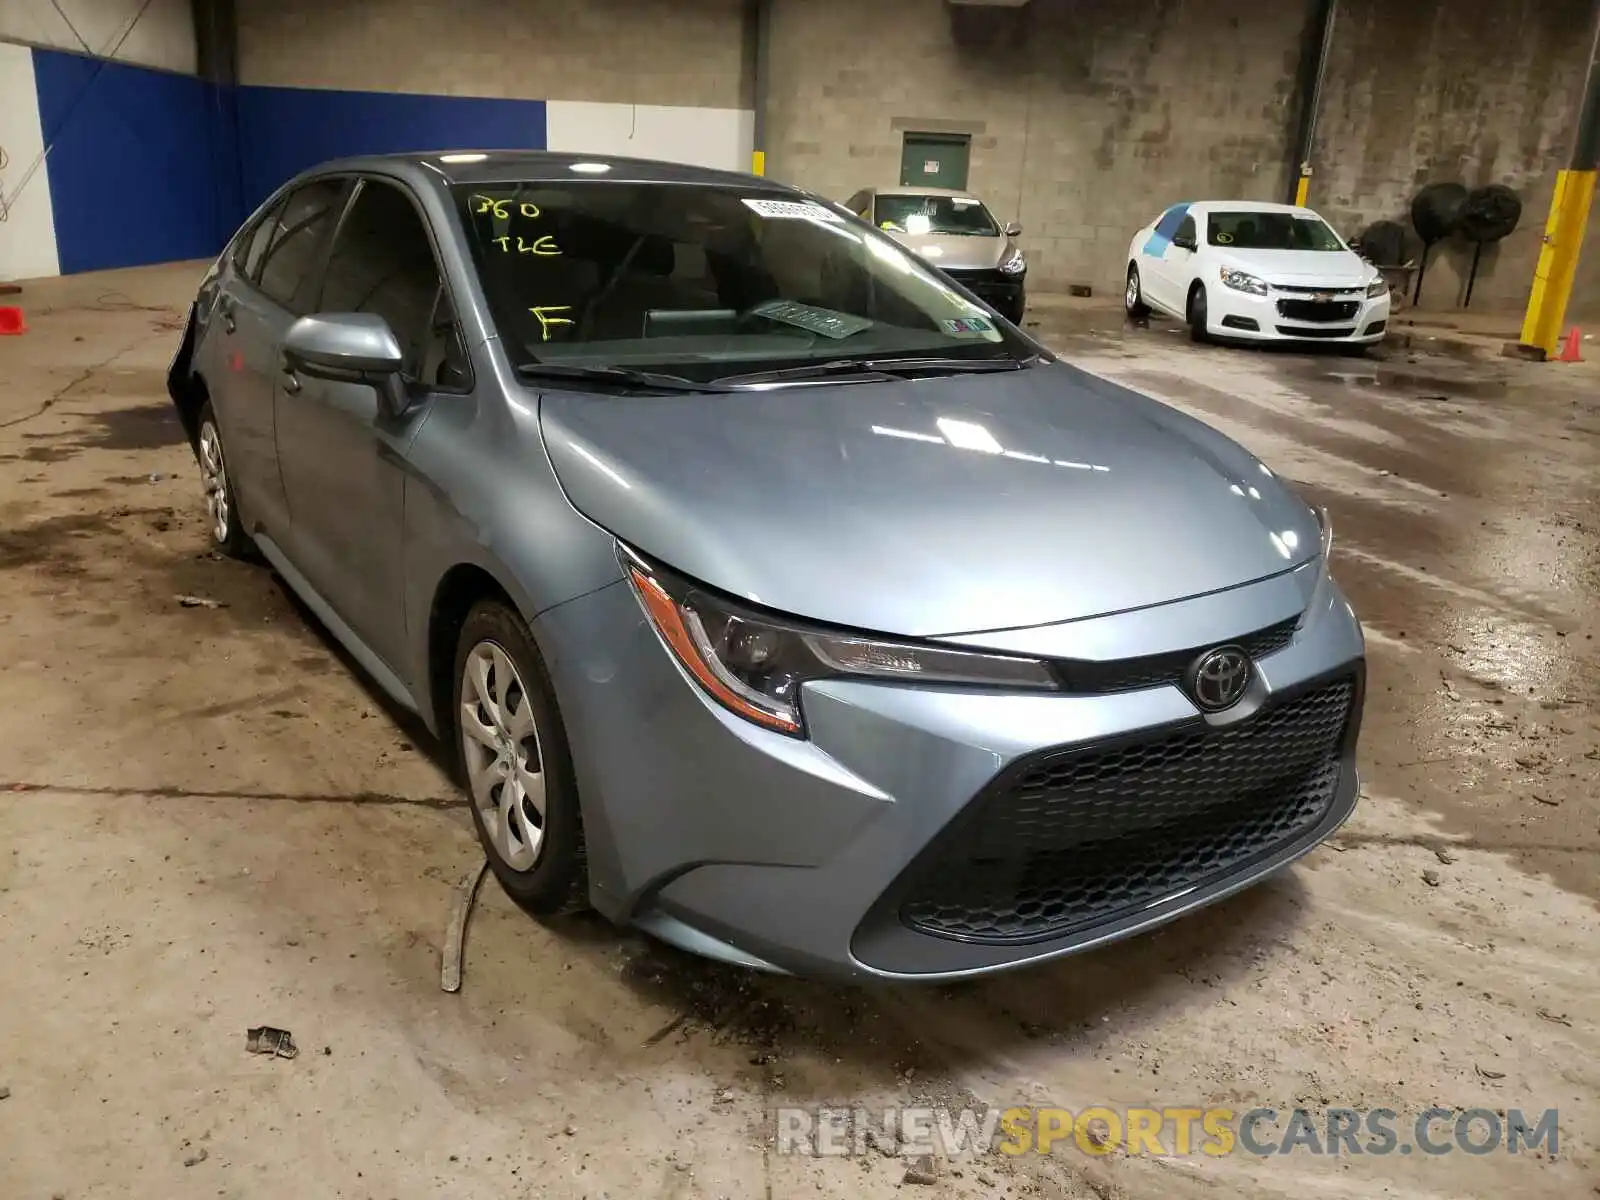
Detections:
[1207, 211, 1344, 251]
[872, 194, 999, 237]
[455, 183, 1030, 382]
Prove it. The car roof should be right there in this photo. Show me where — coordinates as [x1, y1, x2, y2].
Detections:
[298, 149, 790, 191]
[873, 185, 986, 201]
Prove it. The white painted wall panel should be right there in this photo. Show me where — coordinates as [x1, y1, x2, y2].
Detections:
[0, 0, 195, 73]
[545, 101, 755, 175]
[0, 40, 59, 281]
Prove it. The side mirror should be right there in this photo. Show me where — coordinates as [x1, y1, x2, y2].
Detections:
[284, 313, 410, 415]
[1173, 234, 1197, 251]
[1004, 221, 1022, 237]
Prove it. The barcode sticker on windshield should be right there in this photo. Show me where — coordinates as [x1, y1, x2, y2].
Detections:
[751, 299, 872, 340]
[742, 199, 844, 223]
[943, 316, 995, 337]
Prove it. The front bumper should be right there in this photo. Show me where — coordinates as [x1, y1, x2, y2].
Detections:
[944, 267, 1026, 319]
[535, 565, 1365, 982]
[1208, 284, 1391, 343]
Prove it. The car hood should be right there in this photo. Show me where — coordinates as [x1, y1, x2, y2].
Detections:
[538, 363, 1320, 637]
[884, 231, 1011, 271]
[1217, 248, 1374, 287]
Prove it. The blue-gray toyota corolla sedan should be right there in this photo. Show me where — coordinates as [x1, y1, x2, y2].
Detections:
[168, 151, 1365, 982]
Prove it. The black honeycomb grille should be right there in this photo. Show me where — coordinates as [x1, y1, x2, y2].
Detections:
[899, 678, 1355, 945]
[1055, 616, 1297, 694]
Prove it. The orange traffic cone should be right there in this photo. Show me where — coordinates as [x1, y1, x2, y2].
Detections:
[0, 305, 26, 335]
[1556, 327, 1583, 362]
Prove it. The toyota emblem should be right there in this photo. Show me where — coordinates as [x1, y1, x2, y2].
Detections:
[1187, 646, 1252, 711]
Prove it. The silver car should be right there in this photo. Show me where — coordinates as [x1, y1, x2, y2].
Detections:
[168, 152, 1365, 983]
[844, 185, 1027, 322]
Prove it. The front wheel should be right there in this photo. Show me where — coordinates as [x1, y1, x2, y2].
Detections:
[1186, 284, 1211, 343]
[1124, 264, 1150, 318]
[452, 600, 589, 915]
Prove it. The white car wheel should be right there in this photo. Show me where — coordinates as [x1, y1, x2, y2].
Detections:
[1125, 264, 1149, 318]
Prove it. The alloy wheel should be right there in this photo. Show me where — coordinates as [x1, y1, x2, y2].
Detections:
[198, 421, 230, 544]
[459, 640, 547, 871]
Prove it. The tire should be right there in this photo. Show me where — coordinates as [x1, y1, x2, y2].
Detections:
[1186, 284, 1210, 343]
[196, 401, 255, 558]
[1124, 264, 1150, 318]
[452, 599, 589, 915]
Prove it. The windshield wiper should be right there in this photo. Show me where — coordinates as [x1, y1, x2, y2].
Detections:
[514, 363, 727, 394]
[714, 355, 1036, 388]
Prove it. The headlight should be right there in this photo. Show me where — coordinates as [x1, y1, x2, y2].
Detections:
[998, 249, 1027, 276]
[1314, 505, 1333, 564]
[1219, 267, 1268, 296]
[623, 551, 1057, 736]
[1366, 279, 1389, 298]
[1299, 507, 1336, 630]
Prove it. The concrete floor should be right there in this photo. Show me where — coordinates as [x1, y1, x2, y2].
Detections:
[1, 264, 1596, 1200]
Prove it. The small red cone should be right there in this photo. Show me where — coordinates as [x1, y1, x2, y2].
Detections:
[0, 305, 26, 335]
[1556, 327, 1583, 362]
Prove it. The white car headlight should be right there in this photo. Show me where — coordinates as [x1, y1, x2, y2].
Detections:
[1219, 267, 1268, 297]
[1366, 278, 1389, 298]
[999, 249, 1027, 276]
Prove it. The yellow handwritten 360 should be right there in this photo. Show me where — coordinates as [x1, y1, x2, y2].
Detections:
[471, 196, 543, 220]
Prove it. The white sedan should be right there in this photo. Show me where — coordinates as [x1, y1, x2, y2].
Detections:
[1124, 200, 1391, 346]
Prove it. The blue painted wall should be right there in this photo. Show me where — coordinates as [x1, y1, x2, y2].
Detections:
[32, 49, 237, 274]
[235, 85, 547, 214]
[29, 48, 547, 276]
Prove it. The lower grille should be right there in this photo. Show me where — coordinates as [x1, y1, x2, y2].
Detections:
[1277, 325, 1356, 339]
[899, 677, 1356, 944]
[1277, 299, 1359, 322]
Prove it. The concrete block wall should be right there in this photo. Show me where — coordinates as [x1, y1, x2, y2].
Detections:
[766, 0, 1313, 296]
[1310, 0, 1599, 319]
[7, 0, 1595, 320]
[235, 0, 755, 174]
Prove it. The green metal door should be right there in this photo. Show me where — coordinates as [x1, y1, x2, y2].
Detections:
[899, 134, 970, 190]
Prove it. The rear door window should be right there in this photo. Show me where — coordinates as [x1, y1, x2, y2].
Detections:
[232, 198, 285, 280]
[1152, 205, 1190, 240]
[256, 178, 348, 311]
